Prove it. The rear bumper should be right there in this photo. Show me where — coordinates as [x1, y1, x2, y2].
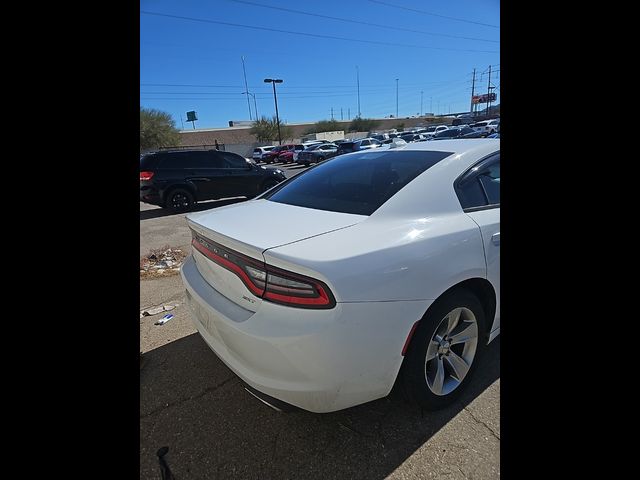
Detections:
[180, 254, 430, 413]
[139, 186, 162, 205]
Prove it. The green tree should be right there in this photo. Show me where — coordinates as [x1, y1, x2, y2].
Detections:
[348, 117, 379, 132]
[140, 107, 180, 152]
[304, 119, 341, 135]
[250, 116, 292, 143]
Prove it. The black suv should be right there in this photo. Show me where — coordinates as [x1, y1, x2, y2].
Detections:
[140, 150, 286, 211]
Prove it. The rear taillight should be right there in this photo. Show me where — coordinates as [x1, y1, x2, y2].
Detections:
[140, 171, 155, 181]
[191, 230, 336, 309]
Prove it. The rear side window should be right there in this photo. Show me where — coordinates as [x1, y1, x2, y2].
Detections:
[456, 155, 500, 210]
[264, 150, 453, 215]
[253, 148, 261, 154]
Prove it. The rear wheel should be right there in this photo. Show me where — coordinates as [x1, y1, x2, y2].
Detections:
[402, 288, 486, 410]
[165, 188, 194, 212]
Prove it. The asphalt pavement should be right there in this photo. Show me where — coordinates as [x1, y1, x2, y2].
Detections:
[140, 161, 500, 479]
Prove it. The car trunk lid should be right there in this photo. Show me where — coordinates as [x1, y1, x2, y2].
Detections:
[186, 199, 364, 310]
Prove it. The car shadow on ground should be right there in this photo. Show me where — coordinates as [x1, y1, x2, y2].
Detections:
[140, 198, 248, 221]
[140, 332, 499, 479]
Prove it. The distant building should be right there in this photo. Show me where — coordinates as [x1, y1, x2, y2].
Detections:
[228, 120, 256, 127]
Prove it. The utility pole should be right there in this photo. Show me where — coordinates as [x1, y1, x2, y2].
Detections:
[348, 108, 350, 120]
[470, 68, 476, 117]
[437, 100, 440, 115]
[395, 78, 399, 118]
[430, 97, 432, 115]
[241, 56, 252, 120]
[331, 107, 334, 120]
[486, 65, 492, 117]
[180, 114, 184, 130]
[341, 108, 343, 120]
[420, 90, 423, 116]
[356, 66, 361, 117]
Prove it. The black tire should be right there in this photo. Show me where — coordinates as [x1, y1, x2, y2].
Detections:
[401, 288, 486, 410]
[260, 179, 280, 193]
[165, 188, 195, 212]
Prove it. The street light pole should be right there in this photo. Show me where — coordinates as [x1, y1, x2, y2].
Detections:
[395, 78, 399, 118]
[264, 78, 283, 145]
[356, 65, 361, 118]
[420, 90, 423, 116]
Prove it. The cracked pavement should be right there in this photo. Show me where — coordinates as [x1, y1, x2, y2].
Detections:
[140, 173, 500, 479]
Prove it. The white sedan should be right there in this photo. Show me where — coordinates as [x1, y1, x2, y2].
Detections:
[181, 139, 500, 413]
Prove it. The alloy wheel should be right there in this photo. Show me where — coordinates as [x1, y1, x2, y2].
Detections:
[424, 307, 478, 396]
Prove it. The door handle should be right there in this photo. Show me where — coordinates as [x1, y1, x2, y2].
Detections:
[491, 233, 500, 246]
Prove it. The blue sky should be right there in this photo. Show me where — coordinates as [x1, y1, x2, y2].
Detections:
[140, 0, 499, 129]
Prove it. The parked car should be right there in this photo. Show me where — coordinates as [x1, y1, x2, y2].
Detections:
[253, 146, 276, 161]
[139, 149, 286, 211]
[277, 144, 306, 164]
[471, 119, 500, 136]
[296, 143, 339, 165]
[262, 145, 288, 164]
[371, 133, 390, 142]
[423, 125, 449, 138]
[181, 139, 500, 413]
[432, 126, 484, 140]
[335, 138, 382, 155]
[399, 133, 427, 143]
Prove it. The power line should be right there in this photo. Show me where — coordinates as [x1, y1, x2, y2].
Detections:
[140, 80, 466, 89]
[367, 0, 500, 29]
[227, 0, 499, 43]
[140, 11, 499, 53]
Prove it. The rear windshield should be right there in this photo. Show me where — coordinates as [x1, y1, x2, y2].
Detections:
[264, 150, 453, 215]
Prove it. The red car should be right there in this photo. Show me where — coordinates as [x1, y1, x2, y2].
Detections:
[277, 144, 305, 164]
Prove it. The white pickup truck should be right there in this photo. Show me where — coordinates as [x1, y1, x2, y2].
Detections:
[471, 119, 500, 136]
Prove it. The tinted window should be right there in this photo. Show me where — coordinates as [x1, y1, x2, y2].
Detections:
[359, 139, 370, 146]
[436, 129, 459, 138]
[140, 153, 160, 170]
[460, 127, 474, 134]
[478, 163, 500, 204]
[295, 145, 305, 150]
[264, 150, 453, 215]
[456, 157, 500, 209]
[222, 152, 249, 168]
[253, 148, 261, 154]
[157, 151, 220, 168]
[338, 142, 356, 151]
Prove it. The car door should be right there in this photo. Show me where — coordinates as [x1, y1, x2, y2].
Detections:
[455, 154, 500, 338]
[220, 152, 261, 197]
[184, 150, 227, 200]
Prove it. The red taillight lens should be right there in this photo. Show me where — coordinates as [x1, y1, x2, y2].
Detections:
[140, 171, 155, 181]
[190, 230, 335, 309]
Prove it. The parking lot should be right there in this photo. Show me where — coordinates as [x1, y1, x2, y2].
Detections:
[140, 161, 500, 479]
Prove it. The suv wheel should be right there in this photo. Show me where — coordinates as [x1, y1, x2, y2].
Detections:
[166, 188, 194, 212]
[401, 288, 486, 410]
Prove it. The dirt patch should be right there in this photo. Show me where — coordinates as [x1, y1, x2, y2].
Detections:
[140, 246, 188, 279]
